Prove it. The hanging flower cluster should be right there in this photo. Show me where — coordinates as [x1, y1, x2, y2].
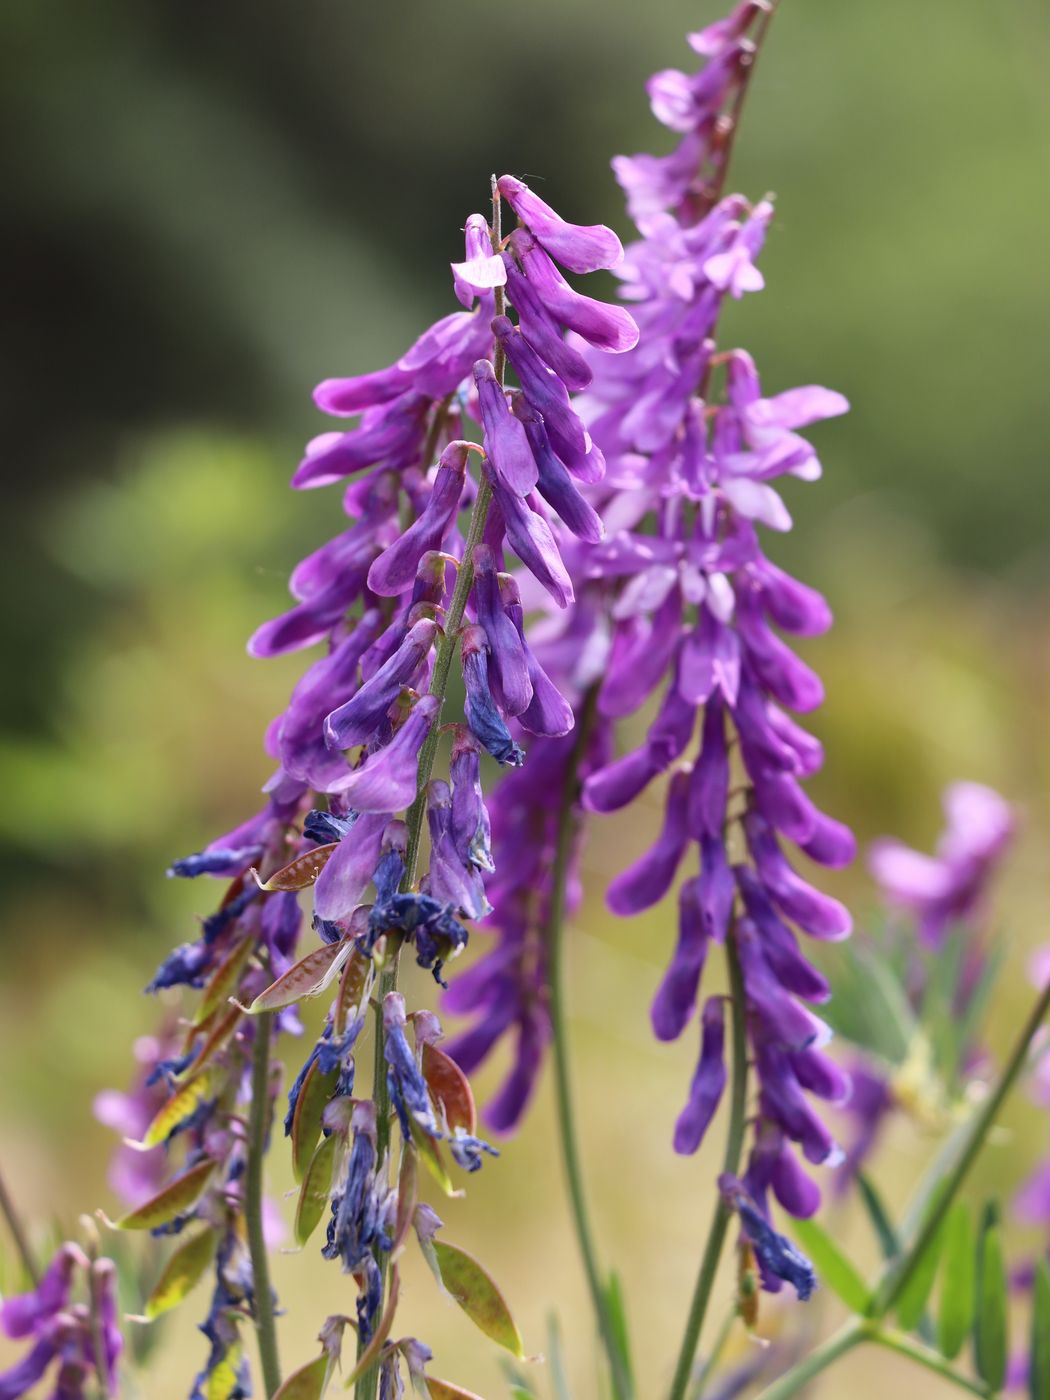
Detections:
[94, 170, 638, 1394]
[447, 1, 854, 1261]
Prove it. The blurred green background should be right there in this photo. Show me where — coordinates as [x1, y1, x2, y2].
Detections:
[2, 0, 1049, 1395]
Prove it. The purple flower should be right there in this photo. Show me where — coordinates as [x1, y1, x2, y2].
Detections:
[673, 997, 728, 1153]
[324, 695, 439, 807]
[869, 781, 1015, 947]
[323, 618, 438, 751]
[496, 175, 624, 274]
[367, 443, 469, 595]
[0, 1246, 85, 1342]
[460, 625, 525, 767]
[473, 358, 538, 497]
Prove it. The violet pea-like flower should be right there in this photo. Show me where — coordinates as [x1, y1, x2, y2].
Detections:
[496, 175, 624, 274]
[324, 694, 439, 809]
[451, 212, 506, 308]
[673, 996, 728, 1154]
[473, 359, 538, 496]
[323, 618, 439, 751]
[461, 625, 524, 768]
[507, 229, 640, 354]
[367, 442, 470, 596]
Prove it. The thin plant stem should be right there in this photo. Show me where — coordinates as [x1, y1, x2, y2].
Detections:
[751, 1320, 864, 1400]
[356, 175, 505, 1400]
[0, 1162, 39, 1285]
[545, 688, 633, 1400]
[871, 974, 1050, 1318]
[667, 935, 749, 1400]
[869, 1328, 993, 1398]
[245, 1011, 282, 1398]
[691, 1306, 737, 1400]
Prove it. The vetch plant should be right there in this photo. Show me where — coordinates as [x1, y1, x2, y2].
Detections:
[2, 4, 1049, 1400]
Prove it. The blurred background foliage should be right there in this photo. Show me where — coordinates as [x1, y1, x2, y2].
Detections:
[1, 0, 1049, 1395]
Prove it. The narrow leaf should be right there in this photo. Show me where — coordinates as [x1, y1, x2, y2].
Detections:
[896, 1208, 946, 1332]
[422, 1042, 476, 1134]
[792, 1217, 870, 1314]
[138, 1068, 219, 1149]
[291, 1059, 340, 1183]
[195, 934, 255, 1024]
[144, 1228, 218, 1319]
[247, 939, 353, 1015]
[546, 1315, 572, 1400]
[253, 844, 338, 891]
[856, 1171, 900, 1262]
[973, 1224, 1008, 1390]
[1030, 1258, 1050, 1400]
[426, 1381, 486, 1400]
[181, 1006, 242, 1079]
[937, 1200, 974, 1360]
[604, 1271, 633, 1390]
[295, 1133, 339, 1246]
[273, 1355, 328, 1400]
[433, 1240, 524, 1358]
[116, 1159, 215, 1230]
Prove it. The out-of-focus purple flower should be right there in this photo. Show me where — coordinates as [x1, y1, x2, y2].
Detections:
[674, 997, 727, 1154]
[869, 781, 1015, 947]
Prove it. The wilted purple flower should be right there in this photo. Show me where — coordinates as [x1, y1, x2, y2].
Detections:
[720, 1173, 816, 1301]
[869, 781, 1015, 947]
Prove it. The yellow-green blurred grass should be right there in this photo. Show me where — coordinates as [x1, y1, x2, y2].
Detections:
[2, 431, 1049, 1397]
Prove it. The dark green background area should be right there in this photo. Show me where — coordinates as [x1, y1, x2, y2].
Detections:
[1, 5, 1048, 1396]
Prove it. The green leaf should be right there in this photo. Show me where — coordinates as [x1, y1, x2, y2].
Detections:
[247, 939, 353, 1015]
[144, 1227, 218, 1319]
[137, 1068, 220, 1149]
[295, 1133, 338, 1246]
[791, 1217, 870, 1315]
[273, 1355, 329, 1400]
[432, 1240, 524, 1358]
[821, 941, 916, 1064]
[115, 1159, 215, 1230]
[895, 1210, 946, 1333]
[1030, 1259, 1050, 1400]
[856, 1171, 900, 1262]
[603, 1270, 633, 1390]
[973, 1223, 1008, 1390]
[546, 1315, 572, 1400]
[290, 1059, 339, 1183]
[936, 1201, 974, 1360]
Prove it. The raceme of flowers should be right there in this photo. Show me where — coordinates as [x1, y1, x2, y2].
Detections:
[91, 173, 643, 1396]
[446, 0, 855, 1275]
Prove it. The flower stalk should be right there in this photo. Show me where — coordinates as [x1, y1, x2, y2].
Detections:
[546, 689, 634, 1400]
[245, 1011, 282, 1398]
[0, 1163, 39, 1286]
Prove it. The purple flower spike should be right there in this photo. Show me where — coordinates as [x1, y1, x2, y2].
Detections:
[508, 230, 640, 353]
[451, 212, 505, 307]
[607, 769, 691, 915]
[474, 359, 538, 496]
[673, 997, 727, 1154]
[323, 618, 439, 751]
[652, 877, 710, 1041]
[367, 442, 469, 595]
[497, 175, 624, 273]
[325, 695, 439, 808]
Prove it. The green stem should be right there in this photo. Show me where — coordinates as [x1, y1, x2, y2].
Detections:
[870, 1328, 993, 1397]
[245, 1011, 282, 1399]
[871, 974, 1050, 1318]
[667, 935, 749, 1400]
[752, 1320, 865, 1400]
[0, 1162, 39, 1285]
[546, 690, 633, 1400]
[691, 1307, 737, 1400]
[356, 176, 505, 1400]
